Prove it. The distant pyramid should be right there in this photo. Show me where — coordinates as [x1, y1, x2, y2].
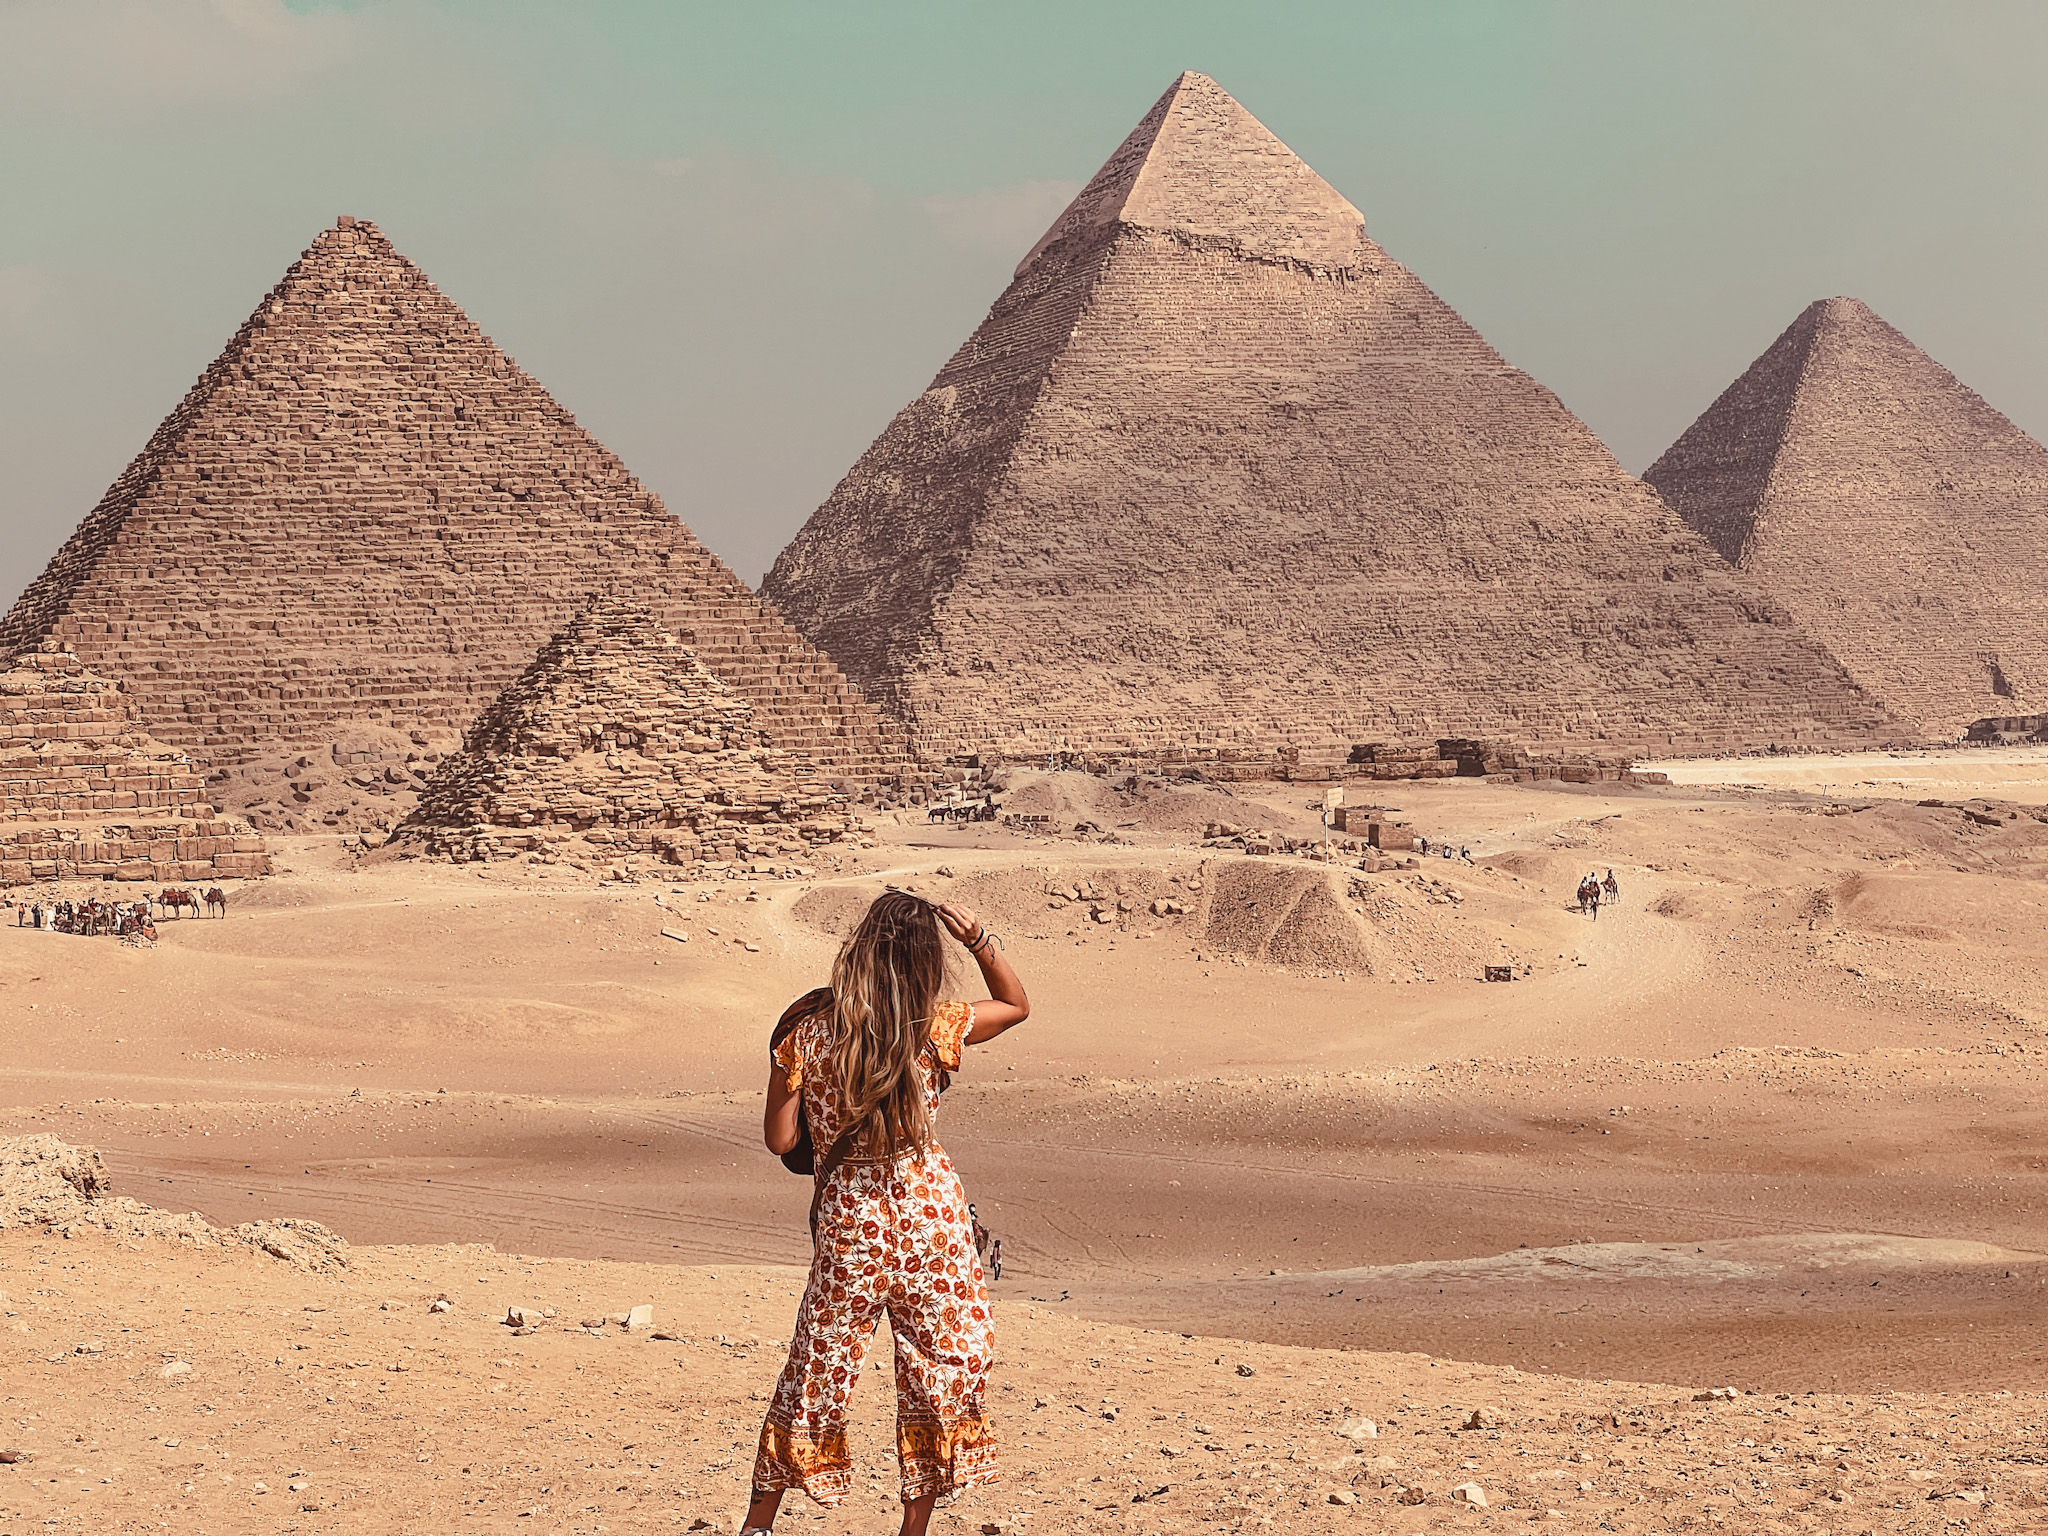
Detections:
[390, 597, 860, 872]
[763, 73, 1891, 760]
[1, 645, 269, 885]
[1645, 297, 2048, 735]
[0, 216, 905, 821]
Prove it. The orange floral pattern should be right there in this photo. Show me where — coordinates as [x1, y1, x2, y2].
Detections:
[753, 1000, 998, 1505]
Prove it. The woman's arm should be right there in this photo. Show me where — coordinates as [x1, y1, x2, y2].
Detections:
[763, 1062, 800, 1154]
[935, 902, 1029, 1044]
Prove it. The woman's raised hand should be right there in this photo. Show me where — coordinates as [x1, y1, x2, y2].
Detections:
[934, 903, 983, 946]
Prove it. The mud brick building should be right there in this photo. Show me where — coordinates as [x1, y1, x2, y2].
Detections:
[0, 647, 269, 886]
[764, 72, 1894, 764]
[1645, 297, 2048, 739]
[0, 217, 906, 823]
[389, 598, 860, 874]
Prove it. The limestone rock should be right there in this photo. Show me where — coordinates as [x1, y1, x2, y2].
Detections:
[764, 72, 1892, 762]
[0, 1135, 345, 1270]
[1646, 297, 2048, 737]
[0, 217, 907, 823]
[389, 598, 861, 873]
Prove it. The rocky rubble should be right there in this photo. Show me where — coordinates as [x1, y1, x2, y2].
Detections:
[0, 1135, 347, 1271]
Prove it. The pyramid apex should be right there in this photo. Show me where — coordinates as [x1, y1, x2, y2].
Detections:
[1016, 71, 1366, 276]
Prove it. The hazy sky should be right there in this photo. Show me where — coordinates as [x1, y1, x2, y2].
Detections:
[4, 1, 2046, 602]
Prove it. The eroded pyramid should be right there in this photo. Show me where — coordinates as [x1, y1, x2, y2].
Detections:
[1644, 297, 2048, 736]
[763, 72, 1892, 760]
[389, 597, 861, 872]
[0, 217, 905, 826]
[1, 645, 269, 885]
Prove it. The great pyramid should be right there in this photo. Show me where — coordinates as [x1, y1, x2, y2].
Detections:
[389, 597, 861, 873]
[0, 216, 905, 825]
[762, 72, 1893, 762]
[1, 645, 269, 885]
[1644, 297, 2048, 737]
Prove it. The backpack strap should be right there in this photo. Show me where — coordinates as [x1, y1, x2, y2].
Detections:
[807, 1128, 858, 1240]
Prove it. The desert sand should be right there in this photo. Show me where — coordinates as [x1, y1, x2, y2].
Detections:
[5, 761, 2048, 1531]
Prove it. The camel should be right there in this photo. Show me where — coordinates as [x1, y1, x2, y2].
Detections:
[204, 887, 228, 919]
[157, 888, 199, 919]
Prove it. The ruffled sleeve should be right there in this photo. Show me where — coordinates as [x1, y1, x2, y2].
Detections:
[929, 999, 975, 1070]
[772, 1026, 804, 1093]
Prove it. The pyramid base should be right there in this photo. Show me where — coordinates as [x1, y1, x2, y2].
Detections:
[0, 815, 272, 887]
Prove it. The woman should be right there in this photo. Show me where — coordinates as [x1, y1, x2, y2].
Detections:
[744, 890, 1029, 1536]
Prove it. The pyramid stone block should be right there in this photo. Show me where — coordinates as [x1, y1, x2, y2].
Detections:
[1645, 297, 2048, 736]
[0, 217, 906, 818]
[389, 597, 861, 873]
[0, 646, 271, 886]
[763, 72, 1892, 762]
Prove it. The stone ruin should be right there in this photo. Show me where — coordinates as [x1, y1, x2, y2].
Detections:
[1965, 713, 2048, 746]
[388, 597, 863, 876]
[0, 216, 906, 831]
[1645, 297, 2048, 739]
[763, 71, 1894, 765]
[0, 646, 269, 886]
[1350, 738, 1665, 786]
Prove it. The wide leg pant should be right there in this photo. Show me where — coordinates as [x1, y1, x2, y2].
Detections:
[752, 1149, 999, 1504]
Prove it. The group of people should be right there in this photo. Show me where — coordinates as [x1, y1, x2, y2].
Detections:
[1416, 836, 1473, 861]
[11, 896, 156, 938]
[1576, 868, 1621, 918]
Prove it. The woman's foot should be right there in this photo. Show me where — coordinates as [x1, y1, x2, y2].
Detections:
[742, 1485, 785, 1535]
[899, 1491, 939, 1536]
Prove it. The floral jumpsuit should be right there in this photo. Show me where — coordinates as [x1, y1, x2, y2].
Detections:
[752, 1000, 999, 1505]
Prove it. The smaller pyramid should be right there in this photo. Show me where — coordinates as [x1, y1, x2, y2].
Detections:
[0, 646, 270, 885]
[390, 598, 863, 872]
[1645, 298, 2048, 735]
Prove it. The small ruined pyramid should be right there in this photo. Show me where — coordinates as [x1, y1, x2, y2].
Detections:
[0, 216, 904, 819]
[1645, 297, 2048, 736]
[390, 597, 860, 872]
[0, 645, 269, 885]
[764, 72, 1891, 760]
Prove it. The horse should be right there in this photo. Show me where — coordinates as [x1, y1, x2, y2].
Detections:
[157, 888, 199, 919]
[204, 887, 228, 919]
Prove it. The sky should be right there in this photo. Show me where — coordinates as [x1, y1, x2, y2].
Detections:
[4, 0, 2047, 602]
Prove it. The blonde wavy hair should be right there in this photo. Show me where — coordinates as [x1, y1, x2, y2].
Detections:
[829, 891, 949, 1159]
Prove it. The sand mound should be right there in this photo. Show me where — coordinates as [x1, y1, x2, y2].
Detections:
[788, 881, 884, 938]
[995, 771, 1124, 827]
[1, 1134, 349, 1271]
[1202, 860, 1378, 973]
[996, 770, 1293, 839]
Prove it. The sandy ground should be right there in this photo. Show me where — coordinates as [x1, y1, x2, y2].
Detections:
[4, 1231, 2045, 1534]
[1638, 743, 2048, 804]
[5, 764, 2048, 1530]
